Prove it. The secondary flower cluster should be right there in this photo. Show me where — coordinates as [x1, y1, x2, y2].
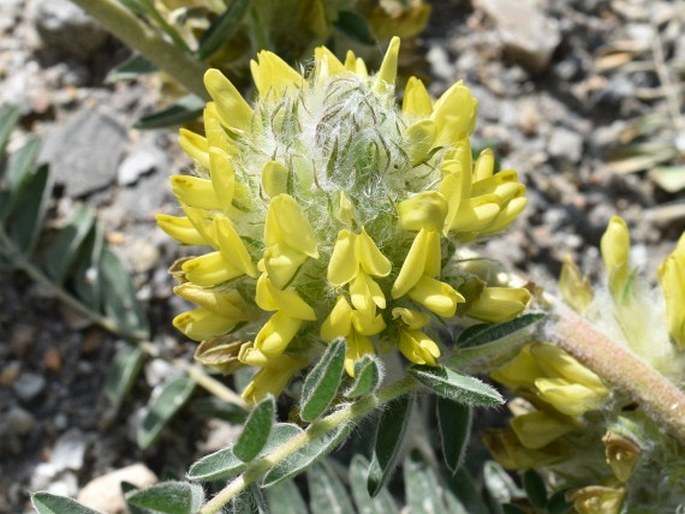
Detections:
[158, 37, 529, 401]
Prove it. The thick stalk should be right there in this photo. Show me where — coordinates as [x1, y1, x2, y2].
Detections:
[553, 301, 685, 442]
[200, 376, 417, 514]
[70, 0, 209, 99]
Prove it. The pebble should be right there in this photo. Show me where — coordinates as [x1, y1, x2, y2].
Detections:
[475, 0, 561, 73]
[6, 406, 36, 436]
[548, 128, 584, 163]
[0, 362, 21, 387]
[10, 324, 35, 356]
[12, 372, 46, 402]
[117, 148, 167, 187]
[77, 464, 158, 514]
[31, 0, 108, 61]
[50, 428, 88, 472]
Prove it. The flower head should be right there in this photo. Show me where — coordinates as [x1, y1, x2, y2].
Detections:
[158, 38, 527, 401]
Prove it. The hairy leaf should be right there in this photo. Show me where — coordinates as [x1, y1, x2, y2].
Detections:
[31, 493, 100, 514]
[409, 365, 503, 406]
[234, 396, 275, 462]
[404, 453, 447, 514]
[457, 313, 545, 348]
[44, 204, 96, 284]
[300, 339, 345, 421]
[344, 355, 382, 399]
[137, 376, 195, 449]
[349, 455, 398, 514]
[266, 480, 308, 514]
[125, 481, 204, 514]
[523, 469, 547, 508]
[6, 163, 51, 253]
[105, 343, 145, 410]
[229, 485, 269, 514]
[437, 398, 472, 475]
[307, 460, 355, 514]
[367, 393, 414, 497]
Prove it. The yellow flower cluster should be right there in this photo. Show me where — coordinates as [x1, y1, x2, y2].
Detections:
[483, 342, 610, 469]
[158, 37, 528, 401]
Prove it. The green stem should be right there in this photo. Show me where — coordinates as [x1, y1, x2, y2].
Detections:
[200, 376, 417, 514]
[553, 300, 685, 443]
[70, 0, 209, 99]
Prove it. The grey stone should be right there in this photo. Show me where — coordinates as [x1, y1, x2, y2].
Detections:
[548, 128, 584, 163]
[39, 107, 127, 197]
[6, 407, 35, 436]
[50, 428, 88, 472]
[32, 0, 108, 61]
[117, 147, 167, 186]
[12, 372, 46, 402]
[475, 0, 561, 73]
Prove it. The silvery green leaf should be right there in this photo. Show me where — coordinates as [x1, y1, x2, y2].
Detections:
[125, 481, 204, 514]
[437, 398, 472, 475]
[266, 480, 307, 514]
[234, 396, 275, 462]
[349, 455, 398, 514]
[409, 365, 503, 406]
[307, 460, 355, 514]
[403, 453, 447, 514]
[344, 355, 382, 399]
[137, 376, 195, 449]
[300, 339, 345, 421]
[31, 493, 101, 514]
[104, 343, 145, 411]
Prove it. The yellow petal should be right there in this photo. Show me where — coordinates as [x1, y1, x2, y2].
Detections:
[213, 216, 257, 277]
[328, 230, 358, 286]
[431, 81, 478, 145]
[467, 287, 531, 323]
[209, 147, 235, 215]
[334, 190, 356, 225]
[398, 328, 440, 366]
[173, 307, 238, 341]
[601, 216, 631, 300]
[265, 194, 318, 258]
[374, 36, 400, 93]
[345, 331, 375, 376]
[535, 378, 607, 416]
[391, 307, 429, 330]
[398, 191, 448, 232]
[182, 205, 216, 245]
[182, 251, 244, 286]
[156, 214, 207, 246]
[250, 51, 304, 98]
[559, 255, 594, 312]
[510, 410, 576, 449]
[408, 275, 464, 318]
[482, 428, 564, 471]
[178, 129, 209, 169]
[471, 169, 519, 197]
[351, 310, 386, 336]
[254, 312, 302, 356]
[491, 344, 544, 391]
[406, 120, 437, 165]
[350, 272, 386, 314]
[357, 227, 391, 277]
[261, 160, 289, 198]
[240, 353, 305, 403]
[321, 295, 353, 341]
[262, 243, 309, 289]
[392, 229, 433, 298]
[438, 171, 464, 233]
[478, 195, 527, 236]
[402, 76, 433, 120]
[658, 249, 685, 347]
[204, 69, 253, 131]
[530, 343, 608, 393]
[448, 196, 501, 233]
[568, 485, 626, 514]
[473, 148, 495, 182]
[315, 46, 345, 77]
[203, 102, 234, 151]
[174, 282, 249, 318]
[171, 175, 221, 211]
[255, 274, 316, 320]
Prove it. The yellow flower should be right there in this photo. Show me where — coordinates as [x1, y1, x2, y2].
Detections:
[567, 485, 626, 514]
[481, 428, 565, 470]
[160, 38, 527, 400]
[509, 410, 577, 449]
[465, 286, 531, 323]
[559, 255, 594, 312]
[657, 232, 685, 347]
[601, 216, 631, 301]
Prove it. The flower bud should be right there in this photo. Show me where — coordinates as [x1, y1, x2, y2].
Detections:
[657, 232, 685, 348]
[567, 485, 626, 514]
[600, 216, 631, 301]
[602, 431, 641, 483]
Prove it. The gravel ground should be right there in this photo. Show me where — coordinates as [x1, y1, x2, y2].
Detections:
[1, 0, 684, 512]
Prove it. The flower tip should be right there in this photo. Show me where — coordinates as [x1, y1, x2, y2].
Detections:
[374, 36, 401, 92]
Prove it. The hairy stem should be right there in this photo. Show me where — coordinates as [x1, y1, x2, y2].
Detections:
[200, 376, 417, 514]
[70, 0, 209, 99]
[553, 301, 685, 442]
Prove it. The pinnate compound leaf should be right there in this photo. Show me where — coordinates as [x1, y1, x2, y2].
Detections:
[266, 479, 308, 514]
[409, 365, 503, 406]
[100, 247, 150, 339]
[234, 396, 275, 462]
[437, 398, 472, 475]
[456, 313, 545, 348]
[367, 393, 414, 497]
[31, 492, 101, 514]
[6, 163, 51, 253]
[105, 343, 145, 410]
[300, 338, 345, 421]
[44, 204, 96, 284]
[262, 421, 351, 487]
[349, 455, 398, 514]
[125, 481, 204, 514]
[187, 423, 302, 482]
[137, 376, 195, 449]
[134, 95, 205, 129]
[404, 453, 447, 514]
[344, 355, 382, 398]
[523, 469, 548, 508]
[307, 460, 355, 514]
[196, 0, 250, 60]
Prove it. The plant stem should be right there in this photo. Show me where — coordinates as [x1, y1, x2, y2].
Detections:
[553, 301, 685, 443]
[178, 361, 248, 409]
[70, 0, 209, 99]
[200, 376, 417, 514]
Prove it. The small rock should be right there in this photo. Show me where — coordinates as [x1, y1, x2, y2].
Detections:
[0, 362, 21, 387]
[77, 464, 158, 514]
[518, 101, 541, 136]
[32, 0, 108, 61]
[40, 107, 127, 197]
[548, 128, 584, 163]
[42, 346, 62, 373]
[117, 147, 167, 186]
[144, 359, 182, 388]
[475, 0, 561, 73]
[6, 406, 35, 436]
[46, 471, 79, 498]
[50, 428, 88, 472]
[126, 238, 161, 274]
[10, 324, 35, 356]
[12, 372, 46, 402]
